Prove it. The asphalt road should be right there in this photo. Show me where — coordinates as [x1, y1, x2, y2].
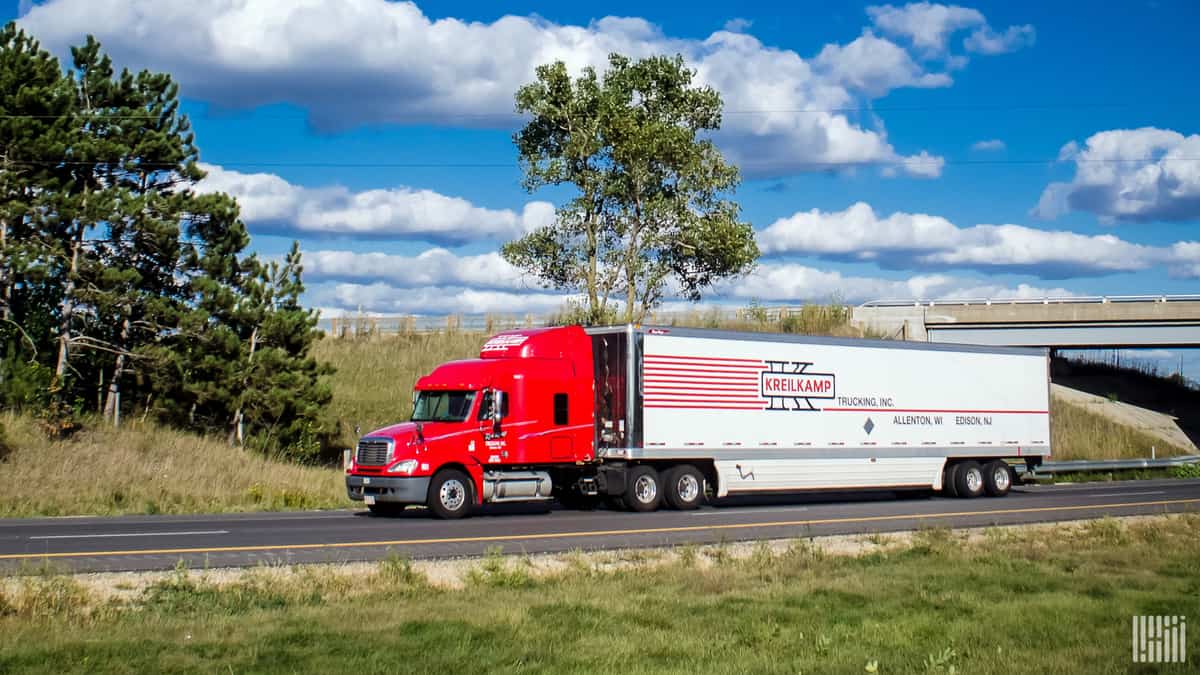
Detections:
[2, 478, 1198, 573]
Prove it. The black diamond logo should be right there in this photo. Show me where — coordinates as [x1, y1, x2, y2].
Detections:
[863, 418, 875, 435]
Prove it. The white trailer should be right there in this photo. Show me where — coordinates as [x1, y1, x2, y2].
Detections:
[588, 326, 1050, 501]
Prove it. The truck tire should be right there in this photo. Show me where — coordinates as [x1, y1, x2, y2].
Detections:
[623, 465, 662, 512]
[954, 460, 985, 499]
[663, 465, 704, 510]
[983, 460, 1013, 497]
[367, 502, 405, 517]
[942, 462, 961, 498]
[427, 469, 473, 519]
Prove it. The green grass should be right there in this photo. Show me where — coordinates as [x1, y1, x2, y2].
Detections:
[1, 515, 1197, 673]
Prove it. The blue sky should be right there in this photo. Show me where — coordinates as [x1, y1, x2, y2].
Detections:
[9, 0, 1200, 372]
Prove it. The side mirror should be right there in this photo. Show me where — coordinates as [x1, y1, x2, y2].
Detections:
[491, 390, 505, 435]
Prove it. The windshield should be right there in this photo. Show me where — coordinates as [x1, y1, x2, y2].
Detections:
[411, 390, 477, 423]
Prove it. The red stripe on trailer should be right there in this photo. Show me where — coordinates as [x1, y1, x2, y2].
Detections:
[645, 404, 767, 410]
[645, 385, 760, 393]
[822, 407, 1048, 414]
[644, 377, 760, 386]
[648, 393, 768, 398]
[645, 391, 763, 399]
[643, 367, 764, 376]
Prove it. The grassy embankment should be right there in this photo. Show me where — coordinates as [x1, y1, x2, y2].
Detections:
[1, 308, 1194, 518]
[0, 413, 345, 517]
[1, 515, 1197, 673]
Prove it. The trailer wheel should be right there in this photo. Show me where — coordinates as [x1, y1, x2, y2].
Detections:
[983, 460, 1013, 497]
[427, 469, 473, 519]
[942, 462, 961, 498]
[954, 461, 985, 499]
[663, 465, 704, 510]
[623, 465, 662, 512]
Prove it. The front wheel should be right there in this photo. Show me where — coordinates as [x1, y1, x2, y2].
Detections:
[427, 469, 473, 519]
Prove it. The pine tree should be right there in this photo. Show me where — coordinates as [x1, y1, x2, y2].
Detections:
[0, 28, 338, 460]
[0, 25, 74, 403]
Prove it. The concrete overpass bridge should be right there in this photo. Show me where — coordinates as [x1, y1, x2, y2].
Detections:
[851, 295, 1200, 348]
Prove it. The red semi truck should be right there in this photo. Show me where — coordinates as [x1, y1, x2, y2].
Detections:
[346, 325, 1051, 518]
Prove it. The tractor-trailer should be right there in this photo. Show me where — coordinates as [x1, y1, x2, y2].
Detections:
[346, 325, 1051, 518]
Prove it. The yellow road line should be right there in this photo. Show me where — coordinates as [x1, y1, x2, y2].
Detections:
[3, 497, 1198, 562]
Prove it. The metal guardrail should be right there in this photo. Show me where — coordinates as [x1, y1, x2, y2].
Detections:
[1027, 455, 1200, 475]
[859, 294, 1200, 308]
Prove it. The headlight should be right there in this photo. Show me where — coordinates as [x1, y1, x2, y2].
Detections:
[387, 459, 419, 474]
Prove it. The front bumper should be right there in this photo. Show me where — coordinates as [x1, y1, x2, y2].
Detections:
[346, 475, 431, 504]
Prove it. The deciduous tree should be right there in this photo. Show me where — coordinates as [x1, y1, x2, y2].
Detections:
[504, 54, 758, 324]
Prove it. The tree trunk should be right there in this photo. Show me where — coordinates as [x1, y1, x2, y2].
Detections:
[0, 215, 9, 324]
[51, 227, 83, 391]
[586, 213, 599, 321]
[102, 315, 131, 425]
[228, 325, 258, 446]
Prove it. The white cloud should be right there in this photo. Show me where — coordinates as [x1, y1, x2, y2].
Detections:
[197, 163, 554, 243]
[307, 281, 573, 315]
[971, 138, 1005, 151]
[18, 1, 1027, 179]
[725, 263, 1076, 303]
[1034, 127, 1200, 223]
[814, 30, 952, 97]
[964, 24, 1035, 54]
[723, 18, 752, 33]
[303, 248, 526, 290]
[298, 243, 1085, 314]
[756, 201, 1200, 278]
[867, 2, 985, 53]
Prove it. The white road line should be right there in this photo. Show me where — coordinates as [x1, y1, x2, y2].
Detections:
[1086, 491, 1166, 498]
[29, 530, 230, 541]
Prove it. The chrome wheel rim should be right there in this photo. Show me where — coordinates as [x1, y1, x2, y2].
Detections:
[993, 466, 1011, 491]
[440, 479, 466, 511]
[677, 474, 700, 503]
[634, 475, 657, 504]
[965, 468, 983, 493]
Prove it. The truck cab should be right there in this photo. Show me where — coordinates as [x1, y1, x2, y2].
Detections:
[345, 326, 598, 518]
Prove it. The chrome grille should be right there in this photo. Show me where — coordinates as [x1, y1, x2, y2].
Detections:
[356, 438, 392, 466]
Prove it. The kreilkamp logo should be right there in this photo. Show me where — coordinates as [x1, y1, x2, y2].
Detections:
[1132, 615, 1186, 663]
[760, 360, 836, 411]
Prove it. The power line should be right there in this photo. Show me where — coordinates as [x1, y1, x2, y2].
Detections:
[6, 157, 1200, 169]
[0, 101, 1197, 122]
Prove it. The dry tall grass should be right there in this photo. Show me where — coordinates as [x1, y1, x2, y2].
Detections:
[0, 413, 344, 517]
[1049, 397, 1190, 460]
